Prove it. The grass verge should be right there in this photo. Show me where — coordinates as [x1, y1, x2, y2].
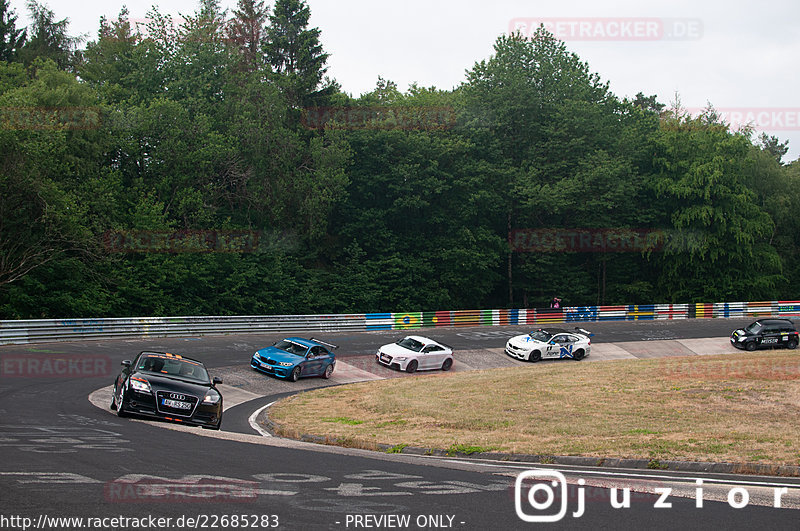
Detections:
[268, 351, 800, 465]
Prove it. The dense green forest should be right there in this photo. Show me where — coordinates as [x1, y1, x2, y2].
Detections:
[1, 0, 799, 319]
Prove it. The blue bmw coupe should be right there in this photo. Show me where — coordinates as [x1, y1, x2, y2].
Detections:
[251, 337, 338, 381]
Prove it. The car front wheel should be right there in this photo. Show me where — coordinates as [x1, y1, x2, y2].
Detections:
[406, 360, 418, 373]
[115, 388, 127, 417]
[529, 350, 542, 362]
[745, 341, 757, 352]
[289, 366, 301, 382]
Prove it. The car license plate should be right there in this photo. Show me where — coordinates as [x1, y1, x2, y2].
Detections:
[260, 362, 274, 371]
[380, 354, 391, 363]
[162, 398, 192, 409]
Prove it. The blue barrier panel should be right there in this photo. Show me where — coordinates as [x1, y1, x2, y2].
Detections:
[721, 303, 745, 318]
[566, 307, 598, 322]
[366, 313, 393, 331]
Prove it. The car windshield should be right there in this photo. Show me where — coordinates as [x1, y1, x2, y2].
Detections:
[529, 330, 552, 342]
[744, 322, 763, 334]
[275, 340, 309, 356]
[137, 355, 209, 383]
[397, 337, 424, 352]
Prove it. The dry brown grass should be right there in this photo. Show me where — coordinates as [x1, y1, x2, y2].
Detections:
[268, 351, 800, 465]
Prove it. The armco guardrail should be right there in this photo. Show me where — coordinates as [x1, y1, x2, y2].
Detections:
[2, 301, 800, 345]
[0, 315, 366, 345]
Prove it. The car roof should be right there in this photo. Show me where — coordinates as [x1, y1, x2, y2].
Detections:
[753, 319, 794, 325]
[534, 328, 569, 335]
[402, 335, 440, 345]
[138, 351, 205, 366]
[283, 337, 317, 348]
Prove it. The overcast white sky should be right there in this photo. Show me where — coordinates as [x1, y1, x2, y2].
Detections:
[9, 0, 800, 161]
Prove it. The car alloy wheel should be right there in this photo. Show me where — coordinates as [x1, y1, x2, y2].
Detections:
[572, 349, 585, 360]
[788, 339, 798, 350]
[529, 350, 542, 362]
[322, 363, 334, 379]
[441, 358, 453, 371]
[289, 366, 301, 382]
[406, 360, 418, 373]
[745, 341, 757, 351]
[115, 388, 128, 417]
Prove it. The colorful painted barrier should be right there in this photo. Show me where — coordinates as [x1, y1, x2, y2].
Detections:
[2, 301, 798, 345]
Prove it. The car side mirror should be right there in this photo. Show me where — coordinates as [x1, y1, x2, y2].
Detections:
[548, 340, 555, 345]
[121, 360, 131, 367]
[213, 376, 222, 385]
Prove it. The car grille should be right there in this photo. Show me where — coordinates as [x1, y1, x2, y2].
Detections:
[259, 355, 277, 365]
[155, 391, 199, 417]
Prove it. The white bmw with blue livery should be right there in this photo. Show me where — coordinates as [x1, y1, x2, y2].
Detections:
[504, 327, 593, 362]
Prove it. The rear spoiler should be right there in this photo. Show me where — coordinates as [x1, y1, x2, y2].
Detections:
[310, 337, 339, 350]
[574, 327, 594, 337]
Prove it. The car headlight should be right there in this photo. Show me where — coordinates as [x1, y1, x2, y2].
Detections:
[203, 389, 221, 404]
[278, 361, 293, 367]
[130, 377, 152, 393]
[395, 357, 407, 361]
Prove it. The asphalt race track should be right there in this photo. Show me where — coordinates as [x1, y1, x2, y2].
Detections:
[2, 319, 799, 530]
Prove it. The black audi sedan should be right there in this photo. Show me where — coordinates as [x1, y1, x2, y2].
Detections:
[111, 351, 223, 430]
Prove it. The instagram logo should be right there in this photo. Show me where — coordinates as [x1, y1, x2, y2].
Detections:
[515, 470, 583, 522]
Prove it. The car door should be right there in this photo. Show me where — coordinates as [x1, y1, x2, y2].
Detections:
[759, 325, 780, 348]
[305, 346, 327, 375]
[544, 335, 561, 358]
[315, 346, 333, 373]
[423, 344, 446, 368]
[548, 334, 574, 358]
[419, 345, 434, 369]
[115, 352, 139, 394]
